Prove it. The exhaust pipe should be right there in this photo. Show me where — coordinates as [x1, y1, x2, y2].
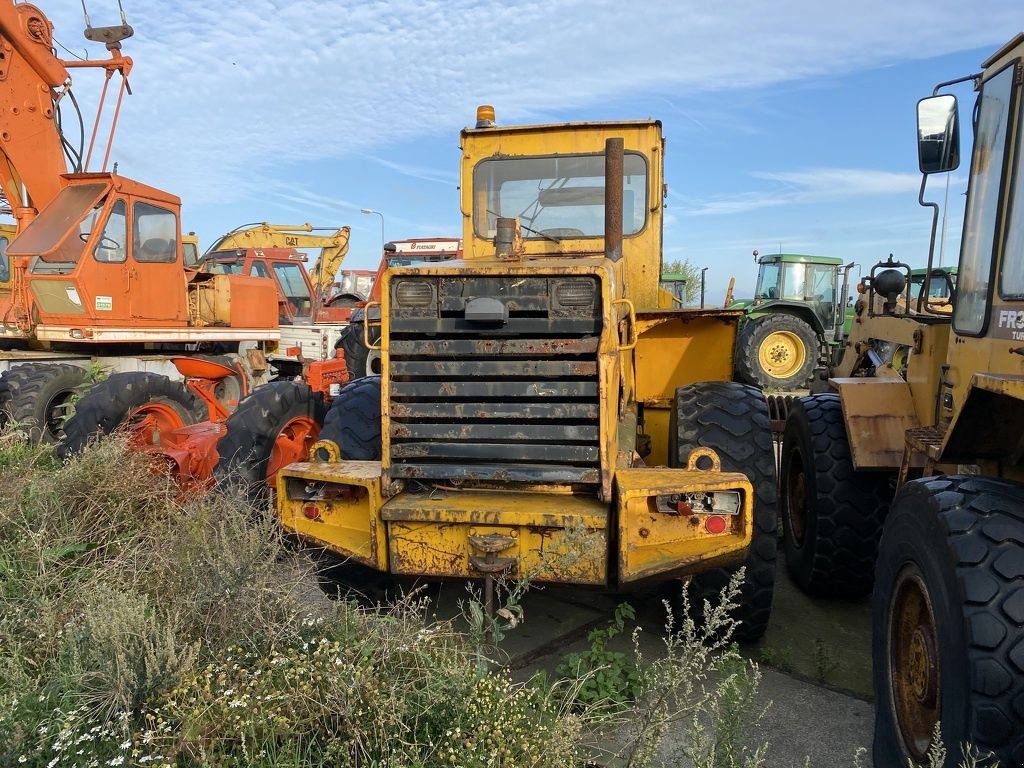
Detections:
[604, 137, 623, 262]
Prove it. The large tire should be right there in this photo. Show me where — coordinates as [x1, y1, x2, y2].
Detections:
[873, 476, 1024, 768]
[334, 312, 382, 380]
[780, 394, 891, 598]
[0, 363, 88, 442]
[57, 372, 202, 458]
[735, 313, 818, 390]
[318, 375, 381, 460]
[213, 381, 326, 506]
[669, 381, 777, 642]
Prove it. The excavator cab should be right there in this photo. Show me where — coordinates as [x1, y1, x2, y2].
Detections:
[6, 175, 190, 325]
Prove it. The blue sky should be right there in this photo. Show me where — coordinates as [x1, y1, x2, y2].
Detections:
[34, 0, 1024, 300]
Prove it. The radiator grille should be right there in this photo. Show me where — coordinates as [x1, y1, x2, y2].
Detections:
[388, 275, 602, 485]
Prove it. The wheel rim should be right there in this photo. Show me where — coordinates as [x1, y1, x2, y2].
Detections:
[43, 390, 77, 441]
[266, 416, 320, 482]
[786, 449, 808, 545]
[124, 402, 189, 447]
[758, 330, 806, 379]
[889, 563, 940, 762]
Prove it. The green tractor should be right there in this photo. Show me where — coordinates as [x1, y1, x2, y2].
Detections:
[732, 252, 855, 391]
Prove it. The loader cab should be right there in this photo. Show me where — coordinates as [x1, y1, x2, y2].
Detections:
[459, 107, 665, 308]
[915, 34, 1024, 466]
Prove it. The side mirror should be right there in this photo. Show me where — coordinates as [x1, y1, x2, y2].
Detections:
[917, 94, 960, 174]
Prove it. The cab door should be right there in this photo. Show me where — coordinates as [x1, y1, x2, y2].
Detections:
[84, 197, 131, 322]
[128, 199, 187, 324]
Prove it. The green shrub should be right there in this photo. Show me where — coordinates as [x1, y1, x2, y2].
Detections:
[557, 602, 644, 712]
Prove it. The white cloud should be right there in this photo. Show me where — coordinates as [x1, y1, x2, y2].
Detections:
[40, 0, 1017, 209]
[678, 168, 967, 215]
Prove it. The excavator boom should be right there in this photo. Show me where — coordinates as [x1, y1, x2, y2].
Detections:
[0, 2, 70, 226]
[206, 222, 351, 296]
[0, 0, 133, 231]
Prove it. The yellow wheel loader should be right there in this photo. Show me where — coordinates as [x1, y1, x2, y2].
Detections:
[260, 108, 778, 641]
[779, 34, 1024, 767]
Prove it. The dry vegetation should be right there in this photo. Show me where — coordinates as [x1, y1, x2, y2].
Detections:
[0, 427, 979, 767]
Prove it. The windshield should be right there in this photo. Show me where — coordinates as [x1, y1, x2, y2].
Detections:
[756, 262, 781, 299]
[272, 262, 313, 316]
[955, 64, 1015, 334]
[473, 152, 647, 240]
[202, 254, 246, 275]
[9, 184, 108, 263]
[0, 234, 8, 282]
[911, 271, 954, 299]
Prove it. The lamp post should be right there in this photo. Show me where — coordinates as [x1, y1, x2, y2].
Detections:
[361, 208, 385, 254]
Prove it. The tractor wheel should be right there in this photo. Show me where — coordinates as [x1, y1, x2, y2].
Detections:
[670, 381, 777, 642]
[57, 372, 202, 458]
[318, 375, 382, 460]
[213, 381, 326, 507]
[335, 313, 382, 380]
[873, 476, 1024, 768]
[779, 394, 890, 598]
[736, 313, 818, 390]
[0, 363, 88, 442]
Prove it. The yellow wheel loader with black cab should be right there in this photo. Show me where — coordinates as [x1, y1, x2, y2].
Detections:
[779, 33, 1024, 767]
[261, 107, 778, 641]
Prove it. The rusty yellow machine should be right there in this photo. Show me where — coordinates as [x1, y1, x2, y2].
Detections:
[778, 34, 1024, 767]
[248, 107, 778, 641]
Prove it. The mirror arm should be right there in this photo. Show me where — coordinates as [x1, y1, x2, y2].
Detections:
[931, 72, 982, 97]
[918, 174, 940, 293]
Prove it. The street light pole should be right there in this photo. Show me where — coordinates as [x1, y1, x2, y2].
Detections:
[360, 208, 385, 254]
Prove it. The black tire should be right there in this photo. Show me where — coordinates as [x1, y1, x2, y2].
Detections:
[873, 476, 1024, 768]
[669, 381, 777, 642]
[780, 394, 891, 598]
[735, 313, 818, 390]
[318, 375, 381, 460]
[0, 363, 88, 442]
[326, 293, 362, 309]
[334, 313, 382, 380]
[213, 381, 327, 506]
[57, 372, 202, 458]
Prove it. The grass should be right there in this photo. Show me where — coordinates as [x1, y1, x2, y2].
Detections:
[0, 426, 992, 767]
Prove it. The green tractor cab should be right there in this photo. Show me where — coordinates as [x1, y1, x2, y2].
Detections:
[733, 253, 855, 391]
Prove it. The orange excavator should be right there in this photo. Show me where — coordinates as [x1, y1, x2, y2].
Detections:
[0, 0, 338, 482]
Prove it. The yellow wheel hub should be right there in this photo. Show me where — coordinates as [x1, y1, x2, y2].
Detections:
[758, 331, 807, 379]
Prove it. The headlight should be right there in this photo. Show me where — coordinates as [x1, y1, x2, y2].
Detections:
[554, 279, 597, 307]
[393, 279, 434, 308]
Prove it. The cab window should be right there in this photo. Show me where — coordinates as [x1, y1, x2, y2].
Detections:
[93, 199, 127, 263]
[999, 69, 1024, 298]
[954, 64, 1016, 334]
[133, 202, 177, 263]
[272, 262, 312, 316]
[0, 235, 8, 282]
[182, 241, 199, 268]
[473, 152, 648, 240]
[781, 263, 807, 300]
[756, 262, 781, 299]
